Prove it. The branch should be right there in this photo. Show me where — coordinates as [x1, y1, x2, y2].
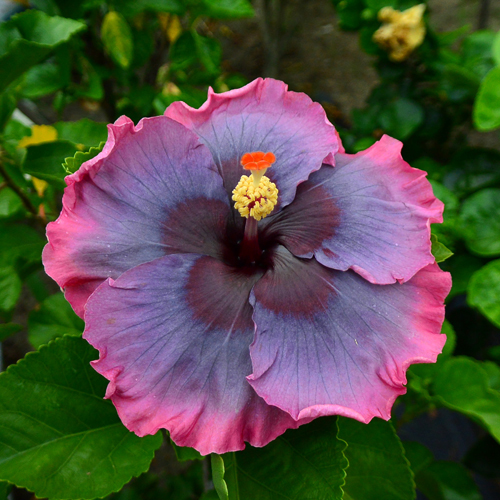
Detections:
[0, 151, 45, 226]
[477, 0, 491, 29]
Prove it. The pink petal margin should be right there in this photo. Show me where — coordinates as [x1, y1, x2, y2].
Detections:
[44, 115, 221, 317]
[83, 253, 311, 455]
[165, 78, 339, 145]
[165, 78, 342, 203]
[332, 135, 444, 284]
[248, 249, 452, 424]
[43, 117, 136, 317]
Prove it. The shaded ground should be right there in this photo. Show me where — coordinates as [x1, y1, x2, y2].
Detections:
[2, 3, 499, 499]
[219, 0, 500, 149]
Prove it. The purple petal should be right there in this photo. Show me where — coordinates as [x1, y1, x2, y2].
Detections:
[261, 136, 443, 284]
[248, 246, 451, 422]
[84, 253, 303, 455]
[165, 78, 340, 208]
[43, 116, 231, 317]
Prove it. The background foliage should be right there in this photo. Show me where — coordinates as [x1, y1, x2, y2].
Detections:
[0, 0, 499, 499]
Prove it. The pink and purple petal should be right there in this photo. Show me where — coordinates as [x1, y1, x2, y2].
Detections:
[248, 246, 451, 422]
[261, 135, 443, 284]
[165, 78, 340, 208]
[84, 253, 304, 455]
[43, 116, 231, 317]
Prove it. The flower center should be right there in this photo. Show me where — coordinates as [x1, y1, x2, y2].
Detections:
[232, 151, 278, 221]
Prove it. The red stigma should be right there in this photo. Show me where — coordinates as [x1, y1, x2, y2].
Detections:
[241, 151, 276, 171]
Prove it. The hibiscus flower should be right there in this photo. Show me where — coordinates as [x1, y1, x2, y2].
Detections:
[43, 78, 451, 455]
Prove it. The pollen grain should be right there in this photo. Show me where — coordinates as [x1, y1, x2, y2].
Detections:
[232, 175, 278, 221]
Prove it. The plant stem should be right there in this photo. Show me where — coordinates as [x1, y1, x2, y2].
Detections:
[477, 0, 490, 29]
[0, 152, 44, 225]
[256, 0, 282, 78]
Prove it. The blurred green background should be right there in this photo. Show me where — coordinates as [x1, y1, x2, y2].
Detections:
[0, 1, 500, 499]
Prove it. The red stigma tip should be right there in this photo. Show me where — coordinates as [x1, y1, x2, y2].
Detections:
[241, 151, 276, 171]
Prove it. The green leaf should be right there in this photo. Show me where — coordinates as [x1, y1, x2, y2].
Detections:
[105, 467, 205, 500]
[432, 356, 500, 443]
[25, 272, 52, 304]
[153, 85, 207, 114]
[191, 31, 221, 75]
[0, 266, 22, 311]
[404, 441, 481, 500]
[63, 141, 105, 174]
[117, 85, 157, 119]
[47, 0, 103, 18]
[0, 188, 23, 218]
[169, 31, 222, 84]
[172, 442, 203, 461]
[488, 346, 500, 364]
[0, 323, 22, 342]
[116, 0, 184, 17]
[30, 0, 60, 16]
[0, 10, 85, 89]
[201, 491, 220, 500]
[335, 0, 365, 30]
[0, 335, 162, 499]
[28, 292, 84, 349]
[408, 321, 456, 394]
[440, 64, 480, 102]
[54, 119, 108, 149]
[212, 454, 229, 500]
[459, 188, 500, 256]
[359, 24, 384, 57]
[170, 31, 198, 71]
[437, 25, 471, 47]
[379, 98, 424, 140]
[468, 259, 500, 328]
[74, 58, 104, 101]
[23, 140, 77, 187]
[20, 61, 68, 99]
[440, 320, 457, 358]
[338, 418, 415, 500]
[462, 30, 496, 79]
[0, 91, 16, 132]
[224, 417, 347, 500]
[429, 180, 459, 216]
[429, 179, 460, 242]
[3, 119, 31, 144]
[360, 25, 383, 55]
[429, 180, 460, 249]
[0, 224, 45, 268]
[131, 29, 155, 69]
[403, 441, 434, 475]
[443, 148, 500, 198]
[351, 106, 379, 136]
[365, 0, 397, 9]
[0, 481, 9, 500]
[200, 0, 254, 19]
[50, 0, 104, 18]
[482, 361, 500, 392]
[101, 11, 134, 69]
[416, 462, 481, 500]
[431, 234, 453, 263]
[473, 66, 500, 131]
[353, 137, 376, 152]
[493, 30, 500, 66]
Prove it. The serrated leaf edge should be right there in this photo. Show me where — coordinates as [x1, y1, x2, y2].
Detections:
[62, 141, 105, 174]
[0, 335, 163, 500]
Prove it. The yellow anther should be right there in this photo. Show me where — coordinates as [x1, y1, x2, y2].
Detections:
[232, 175, 278, 221]
[373, 4, 426, 62]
